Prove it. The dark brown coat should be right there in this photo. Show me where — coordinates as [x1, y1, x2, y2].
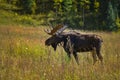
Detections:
[45, 31, 103, 65]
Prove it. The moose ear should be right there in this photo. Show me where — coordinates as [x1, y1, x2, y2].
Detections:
[51, 43, 57, 51]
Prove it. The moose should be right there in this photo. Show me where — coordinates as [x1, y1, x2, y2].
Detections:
[45, 24, 103, 65]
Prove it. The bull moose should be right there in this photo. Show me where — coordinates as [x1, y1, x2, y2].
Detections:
[45, 24, 103, 65]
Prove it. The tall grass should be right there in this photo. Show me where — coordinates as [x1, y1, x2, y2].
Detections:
[0, 25, 120, 80]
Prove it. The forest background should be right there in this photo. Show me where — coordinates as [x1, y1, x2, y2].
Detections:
[0, 0, 120, 31]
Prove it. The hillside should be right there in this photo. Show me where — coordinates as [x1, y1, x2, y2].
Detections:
[0, 9, 47, 26]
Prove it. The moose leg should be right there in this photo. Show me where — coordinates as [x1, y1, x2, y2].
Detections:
[92, 50, 97, 65]
[67, 52, 71, 60]
[64, 48, 72, 61]
[73, 52, 79, 65]
[96, 49, 103, 64]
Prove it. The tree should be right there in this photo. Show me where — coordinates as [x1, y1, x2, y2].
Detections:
[17, 0, 36, 14]
[52, 0, 83, 28]
[97, 0, 119, 31]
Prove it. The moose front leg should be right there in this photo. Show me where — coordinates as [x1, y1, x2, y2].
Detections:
[67, 52, 71, 58]
[73, 52, 79, 65]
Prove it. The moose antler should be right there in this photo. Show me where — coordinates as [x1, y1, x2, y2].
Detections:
[55, 25, 68, 35]
[45, 24, 68, 35]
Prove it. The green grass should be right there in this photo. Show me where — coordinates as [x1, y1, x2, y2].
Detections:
[0, 9, 47, 26]
[0, 25, 120, 80]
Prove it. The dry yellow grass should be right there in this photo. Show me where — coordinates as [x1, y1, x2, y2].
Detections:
[0, 25, 120, 80]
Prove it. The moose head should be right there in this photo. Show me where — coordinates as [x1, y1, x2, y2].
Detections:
[45, 24, 68, 51]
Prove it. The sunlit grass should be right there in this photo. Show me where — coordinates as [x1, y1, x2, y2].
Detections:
[0, 25, 120, 80]
[0, 10, 46, 26]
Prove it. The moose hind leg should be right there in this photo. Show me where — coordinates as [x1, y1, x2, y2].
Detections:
[92, 50, 97, 65]
[96, 49, 103, 64]
[73, 52, 79, 65]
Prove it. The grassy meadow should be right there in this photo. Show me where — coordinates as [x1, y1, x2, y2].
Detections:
[0, 25, 120, 80]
